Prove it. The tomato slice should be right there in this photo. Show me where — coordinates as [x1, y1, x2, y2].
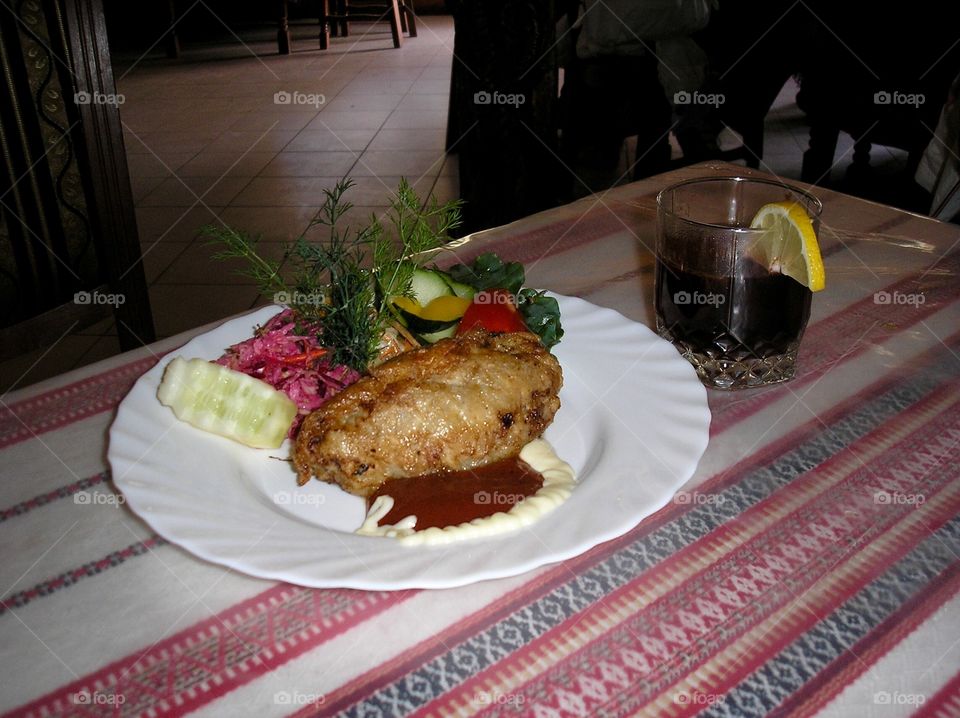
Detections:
[456, 289, 529, 335]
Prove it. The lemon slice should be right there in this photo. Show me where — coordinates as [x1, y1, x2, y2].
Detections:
[748, 201, 826, 291]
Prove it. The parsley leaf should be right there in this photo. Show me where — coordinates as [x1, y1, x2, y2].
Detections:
[518, 289, 563, 348]
[446, 252, 525, 294]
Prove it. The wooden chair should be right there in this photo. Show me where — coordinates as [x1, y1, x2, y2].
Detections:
[0, 0, 154, 363]
[319, 0, 416, 50]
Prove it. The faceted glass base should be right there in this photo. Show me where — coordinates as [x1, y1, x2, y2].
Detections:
[657, 321, 799, 390]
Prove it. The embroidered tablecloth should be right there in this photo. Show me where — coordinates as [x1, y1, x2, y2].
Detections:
[2, 164, 959, 717]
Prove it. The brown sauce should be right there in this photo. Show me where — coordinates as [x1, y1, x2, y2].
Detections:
[367, 457, 544, 530]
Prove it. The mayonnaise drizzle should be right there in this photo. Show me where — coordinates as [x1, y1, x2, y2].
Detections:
[355, 438, 576, 545]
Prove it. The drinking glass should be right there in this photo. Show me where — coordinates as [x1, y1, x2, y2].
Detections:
[655, 176, 822, 390]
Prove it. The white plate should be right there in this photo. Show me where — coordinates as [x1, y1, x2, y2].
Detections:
[109, 295, 710, 590]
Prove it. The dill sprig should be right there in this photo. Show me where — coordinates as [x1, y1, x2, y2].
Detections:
[292, 180, 381, 369]
[204, 226, 287, 296]
[200, 178, 463, 373]
[374, 179, 463, 303]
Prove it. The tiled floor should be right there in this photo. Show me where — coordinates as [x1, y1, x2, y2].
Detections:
[0, 19, 908, 394]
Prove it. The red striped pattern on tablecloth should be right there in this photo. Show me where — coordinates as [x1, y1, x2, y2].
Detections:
[287, 335, 960, 718]
[298, 512, 661, 717]
[0, 472, 109, 523]
[0, 357, 159, 450]
[3, 328, 952, 710]
[5, 410, 952, 714]
[396, 381, 960, 717]
[0, 536, 168, 616]
[7, 323, 960, 718]
[916, 671, 960, 718]
[0, 311, 942, 617]
[5, 586, 415, 718]
[779, 564, 960, 718]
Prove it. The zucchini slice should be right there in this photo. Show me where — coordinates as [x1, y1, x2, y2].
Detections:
[408, 268, 454, 305]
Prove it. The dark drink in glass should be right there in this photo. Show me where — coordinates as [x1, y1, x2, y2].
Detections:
[655, 177, 821, 389]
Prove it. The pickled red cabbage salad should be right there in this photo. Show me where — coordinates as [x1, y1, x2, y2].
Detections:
[216, 309, 360, 436]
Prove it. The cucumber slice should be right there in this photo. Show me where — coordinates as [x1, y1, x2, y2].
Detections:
[442, 276, 476, 300]
[157, 357, 297, 449]
[408, 268, 453, 305]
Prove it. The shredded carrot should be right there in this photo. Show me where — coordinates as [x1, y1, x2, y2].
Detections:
[391, 320, 421, 348]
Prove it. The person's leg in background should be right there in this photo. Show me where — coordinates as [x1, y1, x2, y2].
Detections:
[631, 51, 673, 180]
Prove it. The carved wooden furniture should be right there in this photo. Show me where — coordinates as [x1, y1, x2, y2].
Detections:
[0, 0, 154, 362]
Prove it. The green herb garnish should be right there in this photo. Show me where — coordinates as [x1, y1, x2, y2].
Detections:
[518, 289, 564, 348]
[446, 252, 525, 294]
[205, 226, 287, 296]
[202, 178, 463, 372]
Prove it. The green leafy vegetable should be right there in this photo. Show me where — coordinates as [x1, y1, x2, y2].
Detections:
[446, 252, 525, 294]
[444, 252, 563, 348]
[518, 289, 564, 348]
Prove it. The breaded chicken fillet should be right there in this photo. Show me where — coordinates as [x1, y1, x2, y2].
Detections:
[293, 329, 562, 497]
